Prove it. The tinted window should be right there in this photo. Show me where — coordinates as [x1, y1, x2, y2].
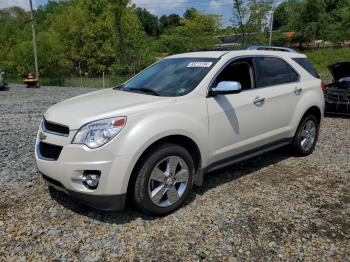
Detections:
[256, 57, 299, 87]
[292, 58, 319, 78]
[121, 58, 218, 97]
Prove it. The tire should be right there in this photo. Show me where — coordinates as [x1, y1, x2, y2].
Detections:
[132, 143, 194, 216]
[292, 114, 319, 156]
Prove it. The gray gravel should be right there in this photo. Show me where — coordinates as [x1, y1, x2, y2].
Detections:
[1, 85, 349, 261]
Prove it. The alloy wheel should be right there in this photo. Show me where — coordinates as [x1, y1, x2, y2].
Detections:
[300, 119, 316, 152]
[148, 156, 189, 207]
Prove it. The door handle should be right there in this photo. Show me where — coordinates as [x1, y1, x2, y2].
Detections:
[294, 87, 303, 95]
[253, 97, 265, 106]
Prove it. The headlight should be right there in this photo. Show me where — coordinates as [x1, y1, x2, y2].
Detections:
[72, 117, 126, 149]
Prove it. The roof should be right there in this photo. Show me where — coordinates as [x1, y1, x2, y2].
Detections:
[168, 51, 229, 59]
[247, 45, 297, 53]
[167, 50, 306, 59]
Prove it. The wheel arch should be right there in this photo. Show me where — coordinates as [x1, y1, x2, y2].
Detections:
[293, 105, 322, 138]
[302, 106, 322, 123]
[127, 134, 202, 196]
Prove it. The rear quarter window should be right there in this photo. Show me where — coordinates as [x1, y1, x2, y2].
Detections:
[292, 58, 319, 78]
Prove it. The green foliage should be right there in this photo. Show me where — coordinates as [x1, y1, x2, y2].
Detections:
[135, 7, 158, 36]
[1, 0, 349, 83]
[160, 12, 221, 53]
[304, 48, 350, 82]
[232, 0, 274, 47]
[183, 8, 198, 20]
[273, 0, 350, 43]
[158, 14, 181, 34]
[271, 32, 290, 46]
[0, 0, 147, 77]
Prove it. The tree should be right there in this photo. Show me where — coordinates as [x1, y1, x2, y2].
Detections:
[296, 0, 326, 42]
[271, 0, 350, 44]
[0, 7, 32, 72]
[183, 8, 198, 19]
[273, 2, 288, 30]
[160, 12, 221, 53]
[135, 7, 158, 36]
[158, 14, 181, 34]
[232, 0, 274, 47]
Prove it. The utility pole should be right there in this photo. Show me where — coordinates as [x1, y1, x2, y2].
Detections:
[269, 9, 274, 46]
[29, 0, 39, 78]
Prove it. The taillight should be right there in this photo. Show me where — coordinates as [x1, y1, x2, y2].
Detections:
[321, 81, 327, 92]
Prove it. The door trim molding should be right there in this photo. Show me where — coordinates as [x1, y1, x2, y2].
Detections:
[204, 138, 292, 173]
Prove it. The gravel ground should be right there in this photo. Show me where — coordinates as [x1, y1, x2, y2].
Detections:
[0, 85, 349, 261]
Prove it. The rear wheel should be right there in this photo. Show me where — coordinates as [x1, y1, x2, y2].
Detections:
[292, 114, 319, 156]
[132, 143, 194, 216]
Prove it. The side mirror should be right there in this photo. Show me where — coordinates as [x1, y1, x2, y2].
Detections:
[210, 81, 242, 96]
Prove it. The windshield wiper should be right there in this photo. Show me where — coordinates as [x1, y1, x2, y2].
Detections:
[128, 87, 160, 96]
[113, 84, 124, 90]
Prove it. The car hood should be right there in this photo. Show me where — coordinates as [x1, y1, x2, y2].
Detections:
[44, 88, 176, 130]
[328, 62, 350, 82]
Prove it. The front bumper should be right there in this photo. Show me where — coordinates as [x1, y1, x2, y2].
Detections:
[324, 87, 350, 115]
[42, 174, 126, 210]
[35, 122, 134, 211]
[325, 100, 350, 115]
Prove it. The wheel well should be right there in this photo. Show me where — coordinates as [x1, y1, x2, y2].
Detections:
[127, 135, 202, 195]
[302, 106, 322, 123]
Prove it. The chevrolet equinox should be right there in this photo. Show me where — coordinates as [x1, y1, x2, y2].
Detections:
[35, 50, 324, 215]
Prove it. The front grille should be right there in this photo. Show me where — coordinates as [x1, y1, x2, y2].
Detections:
[325, 92, 350, 103]
[38, 142, 63, 160]
[43, 118, 69, 136]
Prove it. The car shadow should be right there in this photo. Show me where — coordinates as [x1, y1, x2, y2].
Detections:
[48, 187, 151, 224]
[49, 147, 291, 224]
[194, 147, 291, 196]
[214, 95, 240, 134]
[324, 113, 350, 119]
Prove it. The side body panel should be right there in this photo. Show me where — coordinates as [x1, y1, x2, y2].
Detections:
[105, 95, 209, 194]
[207, 81, 301, 164]
[206, 55, 306, 164]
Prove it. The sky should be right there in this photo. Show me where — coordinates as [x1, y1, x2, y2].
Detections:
[0, 0, 234, 27]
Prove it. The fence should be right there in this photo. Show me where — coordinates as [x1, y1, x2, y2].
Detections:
[6, 74, 132, 88]
[63, 74, 131, 88]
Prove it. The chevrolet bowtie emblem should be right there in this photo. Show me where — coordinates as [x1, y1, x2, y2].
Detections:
[39, 132, 47, 141]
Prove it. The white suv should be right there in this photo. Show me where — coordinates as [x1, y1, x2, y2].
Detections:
[35, 50, 324, 215]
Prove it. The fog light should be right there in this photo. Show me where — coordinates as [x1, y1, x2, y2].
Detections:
[82, 171, 101, 189]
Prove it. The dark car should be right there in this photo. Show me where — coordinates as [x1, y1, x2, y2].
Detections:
[0, 69, 9, 91]
[324, 62, 350, 115]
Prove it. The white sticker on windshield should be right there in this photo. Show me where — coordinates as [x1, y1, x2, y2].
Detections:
[187, 62, 213, 68]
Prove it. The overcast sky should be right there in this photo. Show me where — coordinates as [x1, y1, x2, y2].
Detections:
[0, 0, 234, 26]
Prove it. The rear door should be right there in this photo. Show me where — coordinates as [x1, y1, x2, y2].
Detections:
[253, 56, 302, 139]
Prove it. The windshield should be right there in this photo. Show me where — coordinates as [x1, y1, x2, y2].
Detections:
[119, 57, 218, 96]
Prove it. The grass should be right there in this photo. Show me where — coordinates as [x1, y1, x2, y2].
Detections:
[303, 47, 350, 83]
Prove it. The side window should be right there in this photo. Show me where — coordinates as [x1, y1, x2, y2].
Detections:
[212, 58, 256, 90]
[256, 57, 299, 87]
[292, 58, 320, 78]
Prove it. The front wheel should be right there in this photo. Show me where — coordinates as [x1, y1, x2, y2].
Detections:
[132, 143, 194, 216]
[292, 114, 319, 156]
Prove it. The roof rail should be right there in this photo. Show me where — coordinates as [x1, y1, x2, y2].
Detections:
[247, 45, 297, 53]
